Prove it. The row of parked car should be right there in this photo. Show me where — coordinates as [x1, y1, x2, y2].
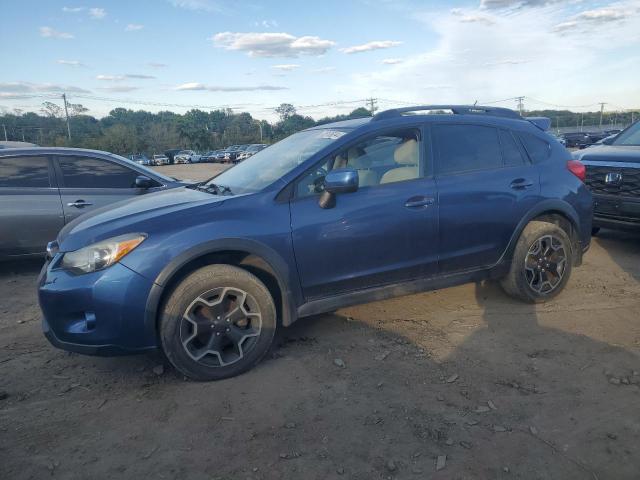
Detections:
[129, 144, 268, 167]
[558, 129, 622, 149]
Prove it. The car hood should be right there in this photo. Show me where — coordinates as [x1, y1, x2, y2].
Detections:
[573, 145, 640, 163]
[57, 186, 227, 251]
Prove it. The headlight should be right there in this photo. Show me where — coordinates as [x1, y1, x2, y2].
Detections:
[61, 233, 146, 274]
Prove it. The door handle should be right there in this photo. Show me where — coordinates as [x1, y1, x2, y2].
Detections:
[404, 196, 435, 208]
[510, 179, 534, 190]
[67, 200, 93, 208]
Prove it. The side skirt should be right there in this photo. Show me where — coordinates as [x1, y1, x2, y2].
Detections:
[297, 264, 508, 318]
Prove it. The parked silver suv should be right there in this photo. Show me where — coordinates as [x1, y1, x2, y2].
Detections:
[0, 147, 185, 259]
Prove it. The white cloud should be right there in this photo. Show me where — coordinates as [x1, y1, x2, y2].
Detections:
[212, 32, 335, 57]
[40, 26, 74, 39]
[451, 8, 496, 24]
[168, 0, 223, 12]
[272, 64, 300, 71]
[62, 6, 84, 12]
[382, 58, 403, 65]
[125, 24, 144, 31]
[553, 4, 636, 31]
[341, 1, 640, 110]
[341, 40, 403, 54]
[96, 74, 155, 81]
[0, 82, 90, 98]
[147, 62, 168, 68]
[255, 20, 278, 28]
[175, 82, 288, 91]
[480, 0, 564, 9]
[310, 66, 336, 73]
[57, 59, 86, 67]
[89, 7, 106, 19]
[99, 85, 140, 93]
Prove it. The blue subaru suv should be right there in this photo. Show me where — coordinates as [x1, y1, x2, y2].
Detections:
[38, 106, 592, 380]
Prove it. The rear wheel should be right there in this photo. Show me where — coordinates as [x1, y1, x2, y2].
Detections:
[160, 264, 277, 381]
[500, 221, 573, 303]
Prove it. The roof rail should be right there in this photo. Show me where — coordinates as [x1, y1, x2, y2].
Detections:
[372, 105, 522, 122]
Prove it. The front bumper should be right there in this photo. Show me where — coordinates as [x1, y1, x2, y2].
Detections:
[38, 257, 159, 356]
[592, 194, 640, 231]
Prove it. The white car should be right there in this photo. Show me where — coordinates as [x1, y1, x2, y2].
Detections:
[151, 154, 170, 166]
[174, 150, 201, 164]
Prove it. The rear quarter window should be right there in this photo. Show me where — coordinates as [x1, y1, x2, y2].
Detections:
[518, 132, 550, 163]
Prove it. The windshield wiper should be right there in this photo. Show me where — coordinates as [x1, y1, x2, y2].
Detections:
[194, 183, 233, 195]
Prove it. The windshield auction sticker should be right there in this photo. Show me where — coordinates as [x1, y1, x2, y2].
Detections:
[320, 130, 346, 140]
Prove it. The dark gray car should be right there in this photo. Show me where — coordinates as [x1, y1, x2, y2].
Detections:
[0, 147, 185, 259]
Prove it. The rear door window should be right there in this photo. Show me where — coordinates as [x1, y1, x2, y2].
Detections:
[433, 124, 502, 175]
[57, 156, 140, 188]
[0, 156, 50, 188]
[499, 130, 527, 166]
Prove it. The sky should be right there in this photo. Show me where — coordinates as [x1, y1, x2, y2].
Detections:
[0, 0, 639, 121]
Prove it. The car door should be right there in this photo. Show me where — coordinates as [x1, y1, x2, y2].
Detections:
[289, 126, 439, 300]
[0, 154, 64, 256]
[54, 154, 159, 223]
[433, 123, 541, 273]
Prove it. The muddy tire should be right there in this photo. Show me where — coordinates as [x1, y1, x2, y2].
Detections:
[160, 264, 277, 381]
[500, 221, 573, 303]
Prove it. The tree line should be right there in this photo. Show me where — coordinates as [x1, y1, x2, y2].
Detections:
[0, 102, 371, 156]
[0, 102, 637, 156]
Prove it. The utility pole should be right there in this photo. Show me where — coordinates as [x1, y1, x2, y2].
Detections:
[515, 96, 525, 115]
[62, 93, 71, 140]
[1, 124, 6, 141]
[366, 97, 378, 115]
[598, 102, 606, 130]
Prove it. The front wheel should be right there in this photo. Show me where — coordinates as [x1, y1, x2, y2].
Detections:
[160, 264, 277, 381]
[500, 221, 573, 303]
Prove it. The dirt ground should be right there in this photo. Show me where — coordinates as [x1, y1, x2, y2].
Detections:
[1, 164, 639, 479]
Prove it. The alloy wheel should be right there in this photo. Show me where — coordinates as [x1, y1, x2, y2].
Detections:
[524, 234, 568, 294]
[180, 287, 262, 367]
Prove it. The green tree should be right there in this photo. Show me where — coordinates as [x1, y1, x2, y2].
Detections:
[275, 103, 296, 122]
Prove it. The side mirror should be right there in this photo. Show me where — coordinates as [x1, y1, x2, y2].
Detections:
[319, 169, 359, 209]
[135, 175, 153, 189]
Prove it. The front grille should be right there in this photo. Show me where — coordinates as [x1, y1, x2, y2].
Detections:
[585, 165, 640, 198]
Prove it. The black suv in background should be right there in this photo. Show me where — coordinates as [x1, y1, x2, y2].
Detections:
[573, 121, 640, 233]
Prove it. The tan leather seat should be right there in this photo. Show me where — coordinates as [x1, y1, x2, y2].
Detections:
[380, 139, 419, 184]
[346, 147, 379, 187]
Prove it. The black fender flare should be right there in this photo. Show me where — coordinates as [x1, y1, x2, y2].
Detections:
[499, 199, 582, 266]
[144, 238, 299, 337]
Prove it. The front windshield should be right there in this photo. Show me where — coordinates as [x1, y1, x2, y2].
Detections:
[206, 128, 348, 194]
[613, 121, 640, 146]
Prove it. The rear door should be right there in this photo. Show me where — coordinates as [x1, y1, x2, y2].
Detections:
[54, 154, 159, 223]
[434, 123, 540, 273]
[0, 154, 64, 256]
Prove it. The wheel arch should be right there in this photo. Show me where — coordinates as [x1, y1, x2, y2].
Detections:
[502, 200, 583, 267]
[144, 239, 298, 341]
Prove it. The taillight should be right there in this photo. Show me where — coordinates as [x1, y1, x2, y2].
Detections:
[567, 159, 586, 182]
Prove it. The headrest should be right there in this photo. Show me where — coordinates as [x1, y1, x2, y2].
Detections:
[394, 139, 418, 165]
[347, 147, 368, 168]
